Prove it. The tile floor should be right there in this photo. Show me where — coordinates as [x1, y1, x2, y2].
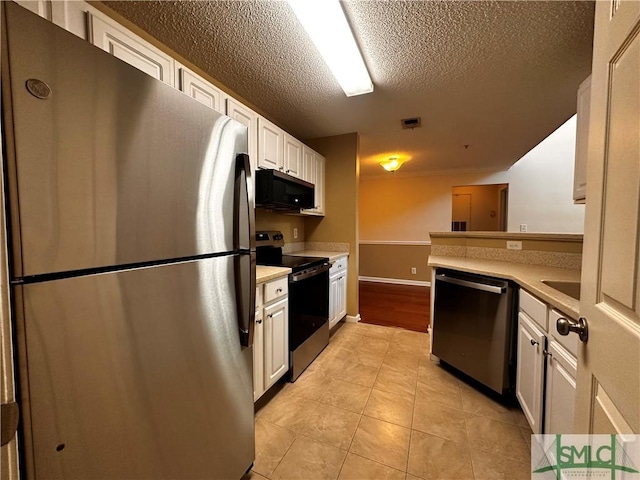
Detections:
[246, 322, 533, 480]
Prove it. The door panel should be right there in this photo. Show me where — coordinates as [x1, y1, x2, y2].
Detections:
[3, 5, 248, 276]
[15, 256, 254, 479]
[577, 0, 640, 434]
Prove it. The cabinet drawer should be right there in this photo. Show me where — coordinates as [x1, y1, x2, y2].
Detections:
[329, 256, 348, 275]
[548, 309, 578, 357]
[519, 289, 547, 330]
[264, 276, 288, 303]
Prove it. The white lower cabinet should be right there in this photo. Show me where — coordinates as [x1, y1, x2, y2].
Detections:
[328, 255, 348, 329]
[253, 277, 289, 401]
[516, 289, 577, 434]
[516, 312, 546, 433]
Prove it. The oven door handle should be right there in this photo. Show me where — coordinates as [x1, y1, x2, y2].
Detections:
[291, 263, 331, 282]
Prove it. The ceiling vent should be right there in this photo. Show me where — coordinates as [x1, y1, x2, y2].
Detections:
[401, 117, 421, 129]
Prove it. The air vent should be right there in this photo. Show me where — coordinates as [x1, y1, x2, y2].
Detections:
[401, 117, 421, 129]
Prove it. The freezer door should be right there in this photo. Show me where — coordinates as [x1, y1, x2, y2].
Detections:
[2, 4, 249, 277]
[14, 256, 254, 479]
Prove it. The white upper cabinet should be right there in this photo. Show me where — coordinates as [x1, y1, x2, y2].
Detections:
[283, 134, 302, 179]
[88, 12, 175, 87]
[301, 147, 325, 216]
[257, 117, 284, 171]
[573, 75, 591, 203]
[177, 65, 225, 113]
[227, 99, 258, 173]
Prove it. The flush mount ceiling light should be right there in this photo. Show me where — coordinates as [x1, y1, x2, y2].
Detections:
[288, 0, 373, 97]
[379, 157, 405, 172]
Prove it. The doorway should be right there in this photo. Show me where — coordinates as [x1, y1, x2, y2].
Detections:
[451, 184, 509, 231]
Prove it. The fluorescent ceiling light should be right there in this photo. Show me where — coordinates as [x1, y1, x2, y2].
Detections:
[288, 0, 373, 97]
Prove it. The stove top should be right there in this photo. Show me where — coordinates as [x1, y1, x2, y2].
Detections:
[255, 230, 329, 273]
[258, 254, 328, 272]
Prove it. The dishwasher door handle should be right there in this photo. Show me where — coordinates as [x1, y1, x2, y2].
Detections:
[435, 274, 506, 294]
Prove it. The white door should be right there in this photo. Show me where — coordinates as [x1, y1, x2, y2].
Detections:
[544, 341, 577, 434]
[575, 0, 640, 434]
[283, 134, 302, 178]
[257, 117, 283, 171]
[516, 313, 546, 434]
[263, 298, 288, 390]
[227, 99, 258, 173]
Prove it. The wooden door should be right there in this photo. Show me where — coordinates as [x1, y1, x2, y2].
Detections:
[575, 0, 640, 434]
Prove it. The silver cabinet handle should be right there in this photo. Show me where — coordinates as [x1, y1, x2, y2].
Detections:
[279, 166, 284, 171]
[543, 350, 553, 358]
[276, 288, 282, 293]
[530, 339, 539, 346]
[256, 319, 262, 324]
[286, 169, 290, 173]
[557, 317, 589, 342]
[267, 314, 273, 318]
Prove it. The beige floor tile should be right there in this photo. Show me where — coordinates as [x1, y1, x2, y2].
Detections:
[383, 352, 421, 375]
[350, 416, 411, 471]
[259, 393, 319, 431]
[314, 353, 353, 378]
[351, 348, 386, 368]
[465, 413, 531, 465]
[243, 471, 270, 480]
[285, 369, 332, 400]
[374, 364, 418, 397]
[459, 383, 519, 425]
[338, 453, 405, 480]
[417, 362, 461, 390]
[271, 436, 348, 480]
[358, 323, 397, 340]
[356, 336, 391, 356]
[520, 425, 533, 447]
[405, 474, 422, 480]
[298, 404, 361, 450]
[412, 400, 468, 445]
[253, 418, 297, 477]
[415, 379, 463, 410]
[336, 362, 380, 387]
[514, 407, 531, 427]
[407, 430, 474, 480]
[470, 447, 531, 480]
[364, 388, 414, 428]
[387, 341, 425, 358]
[320, 379, 372, 414]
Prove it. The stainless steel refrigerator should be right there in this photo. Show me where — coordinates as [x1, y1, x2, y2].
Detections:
[1, 3, 256, 478]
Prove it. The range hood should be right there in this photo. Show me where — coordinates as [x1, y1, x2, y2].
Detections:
[255, 169, 315, 212]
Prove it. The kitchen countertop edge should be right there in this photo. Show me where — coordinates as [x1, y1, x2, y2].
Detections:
[256, 265, 291, 284]
[428, 255, 581, 319]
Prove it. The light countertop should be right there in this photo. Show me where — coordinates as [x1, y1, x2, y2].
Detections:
[289, 250, 349, 262]
[428, 255, 581, 319]
[256, 265, 291, 284]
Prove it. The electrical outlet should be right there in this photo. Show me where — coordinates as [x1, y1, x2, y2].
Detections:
[411, 267, 417, 274]
[293, 228, 298, 239]
[507, 241, 522, 250]
[520, 224, 527, 232]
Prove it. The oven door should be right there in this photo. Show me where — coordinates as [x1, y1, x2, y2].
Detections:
[288, 266, 330, 351]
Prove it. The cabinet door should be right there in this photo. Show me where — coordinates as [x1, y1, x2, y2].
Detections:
[302, 147, 316, 184]
[178, 67, 224, 113]
[264, 298, 289, 390]
[516, 313, 546, 433]
[329, 273, 340, 328]
[314, 155, 326, 215]
[283, 134, 302, 178]
[88, 12, 174, 86]
[253, 308, 264, 401]
[227, 98, 258, 173]
[544, 340, 577, 434]
[573, 75, 591, 203]
[337, 272, 348, 321]
[257, 117, 283, 171]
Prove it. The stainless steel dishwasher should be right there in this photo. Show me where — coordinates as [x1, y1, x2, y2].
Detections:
[432, 268, 517, 395]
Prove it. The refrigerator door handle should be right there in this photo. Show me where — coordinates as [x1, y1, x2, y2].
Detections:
[234, 153, 256, 347]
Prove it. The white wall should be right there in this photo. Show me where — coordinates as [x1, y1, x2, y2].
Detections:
[360, 116, 585, 240]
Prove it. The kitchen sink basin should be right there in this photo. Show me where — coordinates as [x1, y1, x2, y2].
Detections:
[541, 280, 581, 300]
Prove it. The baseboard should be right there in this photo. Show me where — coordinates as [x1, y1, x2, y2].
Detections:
[359, 276, 431, 287]
[345, 314, 361, 323]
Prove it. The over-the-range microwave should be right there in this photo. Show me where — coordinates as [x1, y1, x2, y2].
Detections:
[255, 169, 315, 211]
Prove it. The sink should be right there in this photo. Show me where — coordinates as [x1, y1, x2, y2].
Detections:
[541, 280, 581, 300]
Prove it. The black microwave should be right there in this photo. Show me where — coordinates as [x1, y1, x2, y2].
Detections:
[255, 169, 315, 211]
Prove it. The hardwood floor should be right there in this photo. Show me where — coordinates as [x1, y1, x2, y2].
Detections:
[358, 281, 430, 332]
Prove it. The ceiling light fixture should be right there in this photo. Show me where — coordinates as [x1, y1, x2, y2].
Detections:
[379, 157, 404, 172]
[288, 0, 373, 97]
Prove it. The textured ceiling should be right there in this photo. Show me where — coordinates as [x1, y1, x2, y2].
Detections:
[102, 1, 594, 177]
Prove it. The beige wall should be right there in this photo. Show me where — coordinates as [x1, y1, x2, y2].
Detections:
[360, 116, 584, 243]
[359, 244, 432, 282]
[304, 133, 360, 317]
[255, 210, 305, 244]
